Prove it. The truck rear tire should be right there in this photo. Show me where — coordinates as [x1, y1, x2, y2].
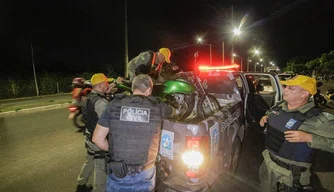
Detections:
[228, 136, 242, 175]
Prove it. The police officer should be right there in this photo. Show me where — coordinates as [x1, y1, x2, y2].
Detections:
[92, 74, 178, 192]
[258, 75, 334, 192]
[126, 47, 171, 82]
[76, 73, 115, 192]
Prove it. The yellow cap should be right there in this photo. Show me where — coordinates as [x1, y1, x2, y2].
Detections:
[280, 75, 317, 95]
[159, 48, 171, 63]
[91, 73, 108, 85]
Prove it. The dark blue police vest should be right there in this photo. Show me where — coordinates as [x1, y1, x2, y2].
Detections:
[266, 105, 322, 163]
[108, 94, 162, 166]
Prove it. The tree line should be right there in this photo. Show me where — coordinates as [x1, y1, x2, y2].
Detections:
[0, 67, 120, 99]
[283, 50, 334, 77]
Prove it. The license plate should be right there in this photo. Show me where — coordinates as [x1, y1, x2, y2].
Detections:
[69, 113, 75, 120]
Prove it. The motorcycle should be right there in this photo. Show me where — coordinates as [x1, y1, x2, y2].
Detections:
[326, 88, 334, 102]
[148, 63, 221, 121]
[313, 82, 327, 106]
[68, 105, 85, 131]
[68, 79, 92, 130]
[116, 63, 220, 121]
[68, 77, 131, 130]
[153, 71, 220, 120]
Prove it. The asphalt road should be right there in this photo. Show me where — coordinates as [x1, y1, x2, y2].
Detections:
[210, 126, 264, 192]
[0, 108, 86, 192]
[0, 107, 333, 192]
[0, 107, 264, 192]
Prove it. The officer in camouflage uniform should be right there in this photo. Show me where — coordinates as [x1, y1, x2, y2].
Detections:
[259, 75, 334, 192]
[76, 73, 115, 192]
[93, 74, 178, 192]
[126, 48, 171, 82]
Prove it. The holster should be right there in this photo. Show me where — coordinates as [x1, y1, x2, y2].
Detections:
[277, 181, 316, 192]
[109, 161, 128, 178]
[292, 180, 316, 192]
[105, 155, 112, 175]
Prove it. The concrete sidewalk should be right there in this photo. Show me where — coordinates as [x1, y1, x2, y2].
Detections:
[0, 93, 71, 117]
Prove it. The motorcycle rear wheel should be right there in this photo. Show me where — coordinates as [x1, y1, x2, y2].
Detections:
[197, 94, 220, 119]
[177, 94, 195, 121]
[73, 110, 85, 130]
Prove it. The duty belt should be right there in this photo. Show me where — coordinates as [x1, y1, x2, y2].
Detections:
[269, 153, 307, 172]
[126, 164, 154, 176]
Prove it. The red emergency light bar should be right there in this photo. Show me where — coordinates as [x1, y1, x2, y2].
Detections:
[198, 64, 239, 71]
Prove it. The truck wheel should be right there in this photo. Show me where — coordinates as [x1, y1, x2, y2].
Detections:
[228, 136, 242, 175]
[197, 94, 220, 119]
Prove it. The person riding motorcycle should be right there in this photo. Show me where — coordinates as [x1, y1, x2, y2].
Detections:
[71, 77, 92, 107]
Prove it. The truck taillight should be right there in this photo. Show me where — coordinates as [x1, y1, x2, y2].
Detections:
[187, 137, 200, 150]
[186, 136, 209, 151]
[182, 136, 209, 178]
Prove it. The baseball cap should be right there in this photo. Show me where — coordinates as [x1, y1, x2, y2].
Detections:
[159, 48, 171, 63]
[280, 75, 317, 95]
[91, 73, 108, 85]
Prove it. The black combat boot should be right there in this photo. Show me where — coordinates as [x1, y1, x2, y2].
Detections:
[75, 184, 93, 192]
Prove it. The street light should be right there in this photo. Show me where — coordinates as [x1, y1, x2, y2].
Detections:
[233, 53, 243, 71]
[233, 28, 241, 36]
[247, 59, 252, 72]
[247, 48, 261, 72]
[254, 62, 259, 72]
[231, 27, 242, 64]
[196, 37, 212, 65]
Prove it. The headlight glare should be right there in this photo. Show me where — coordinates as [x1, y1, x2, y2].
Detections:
[182, 150, 204, 168]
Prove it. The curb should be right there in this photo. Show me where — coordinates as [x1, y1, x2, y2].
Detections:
[0, 103, 70, 117]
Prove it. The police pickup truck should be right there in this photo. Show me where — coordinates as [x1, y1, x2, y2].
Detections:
[156, 68, 283, 192]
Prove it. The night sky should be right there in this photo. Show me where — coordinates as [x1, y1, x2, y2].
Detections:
[1, 0, 333, 78]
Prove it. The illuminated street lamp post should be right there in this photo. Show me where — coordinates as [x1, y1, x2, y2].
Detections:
[196, 37, 212, 65]
[254, 62, 259, 72]
[247, 59, 251, 72]
[232, 28, 241, 64]
[248, 49, 260, 72]
[233, 53, 243, 71]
